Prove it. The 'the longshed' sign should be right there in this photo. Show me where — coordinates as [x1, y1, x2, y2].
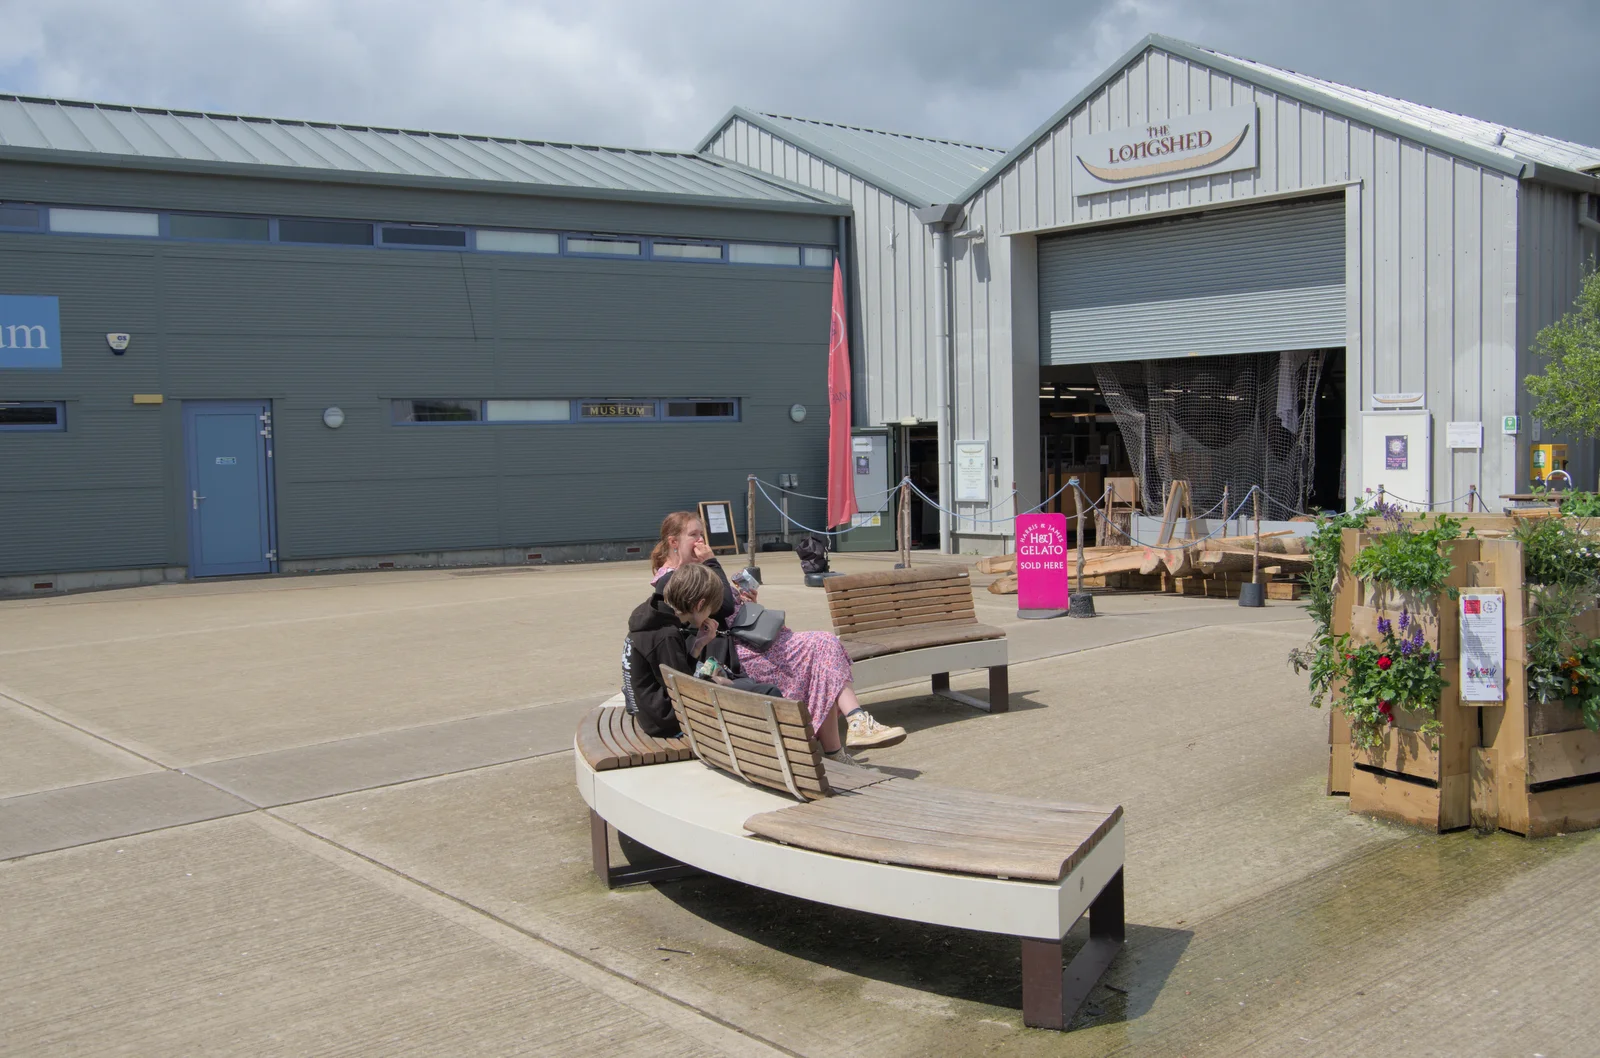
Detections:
[1074, 104, 1258, 194]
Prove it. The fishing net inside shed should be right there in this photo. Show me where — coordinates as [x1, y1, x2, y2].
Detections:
[1095, 350, 1326, 517]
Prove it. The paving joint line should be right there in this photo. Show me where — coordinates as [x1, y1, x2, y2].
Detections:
[255, 811, 804, 1058]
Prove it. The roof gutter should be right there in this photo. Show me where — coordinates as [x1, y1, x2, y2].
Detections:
[0, 145, 852, 217]
[1523, 160, 1600, 196]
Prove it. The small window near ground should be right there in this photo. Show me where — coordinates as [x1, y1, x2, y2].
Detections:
[476, 230, 559, 254]
[802, 247, 833, 268]
[0, 205, 41, 229]
[279, 219, 374, 246]
[48, 208, 160, 237]
[652, 241, 723, 261]
[485, 400, 571, 422]
[0, 402, 66, 431]
[664, 399, 738, 420]
[392, 399, 482, 423]
[567, 237, 642, 257]
[728, 243, 800, 266]
[579, 400, 657, 420]
[381, 226, 468, 248]
[169, 214, 271, 241]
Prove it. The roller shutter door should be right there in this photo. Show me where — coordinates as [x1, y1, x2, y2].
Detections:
[1038, 197, 1345, 365]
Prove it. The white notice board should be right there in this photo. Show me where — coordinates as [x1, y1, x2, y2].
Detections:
[954, 441, 990, 503]
[1360, 410, 1431, 509]
[1460, 591, 1505, 703]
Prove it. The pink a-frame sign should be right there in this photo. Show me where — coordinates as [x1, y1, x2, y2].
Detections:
[1015, 513, 1071, 614]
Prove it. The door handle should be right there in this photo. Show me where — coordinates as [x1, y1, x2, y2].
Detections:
[192, 490, 206, 510]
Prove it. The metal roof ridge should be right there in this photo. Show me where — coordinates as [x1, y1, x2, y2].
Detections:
[753, 110, 1007, 153]
[949, 32, 1600, 206]
[0, 92, 714, 159]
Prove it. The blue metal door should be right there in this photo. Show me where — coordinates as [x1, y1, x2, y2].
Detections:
[183, 401, 276, 577]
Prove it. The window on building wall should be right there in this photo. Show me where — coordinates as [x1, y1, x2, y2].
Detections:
[567, 236, 642, 256]
[663, 399, 739, 421]
[278, 219, 374, 246]
[392, 399, 482, 423]
[484, 400, 570, 422]
[168, 214, 271, 241]
[728, 242, 800, 266]
[381, 226, 468, 248]
[0, 402, 66, 431]
[0, 205, 41, 229]
[802, 247, 834, 268]
[475, 230, 560, 254]
[652, 241, 723, 261]
[48, 208, 159, 237]
[579, 399, 657, 420]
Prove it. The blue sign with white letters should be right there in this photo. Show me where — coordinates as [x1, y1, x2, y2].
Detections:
[0, 295, 62, 369]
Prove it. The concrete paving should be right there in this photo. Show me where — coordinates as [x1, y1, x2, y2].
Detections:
[2, 552, 1597, 1056]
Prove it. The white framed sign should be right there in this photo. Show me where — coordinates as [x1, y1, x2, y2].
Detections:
[1371, 392, 1426, 410]
[1074, 104, 1258, 195]
[1460, 592, 1505, 703]
[1360, 410, 1431, 509]
[954, 440, 990, 503]
[1446, 421, 1484, 450]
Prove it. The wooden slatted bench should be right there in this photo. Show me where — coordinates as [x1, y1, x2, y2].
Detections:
[575, 704, 699, 887]
[824, 566, 1009, 712]
[573, 672, 1125, 1031]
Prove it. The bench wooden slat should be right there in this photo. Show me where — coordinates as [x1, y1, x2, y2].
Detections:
[835, 610, 984, 635]
[824, 567, 969, 592]
[575, 706, 693, 771]
[744, 779, 1123, 882]
[829, 583, 975, 615]
[662, 668, 830, 801]
[833, 597, 978, 624]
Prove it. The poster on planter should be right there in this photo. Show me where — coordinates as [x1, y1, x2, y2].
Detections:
[1015, 513, 1070, 612]
[1459, 592, 1505, 702]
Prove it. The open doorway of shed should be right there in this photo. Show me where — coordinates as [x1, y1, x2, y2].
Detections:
[900, 424, 940, 549]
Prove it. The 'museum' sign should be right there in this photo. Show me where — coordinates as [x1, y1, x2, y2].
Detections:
[0, 295, 61, 370]
[1074, 104, 1258, 194]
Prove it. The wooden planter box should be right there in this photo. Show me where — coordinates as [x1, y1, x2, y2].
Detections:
[1344, 535, 1479, 832]
[1325, 520, 1600, 836]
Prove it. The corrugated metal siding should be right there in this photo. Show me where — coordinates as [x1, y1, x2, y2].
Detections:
[1518, 183, 1600, 493]
[0, 96, 836, 206]
[704, 116, 940, 427]
[951, 45, 1528, 519]
[1038, 198, 1345, 364]
[0, 189, 833, 575]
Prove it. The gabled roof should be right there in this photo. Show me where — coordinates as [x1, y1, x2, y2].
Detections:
[0, 95, 848, 213]
[956, 34, 1600, 205]
[697, 106, 1006, 208]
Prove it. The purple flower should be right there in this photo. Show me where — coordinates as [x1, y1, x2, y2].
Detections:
[1400, 638, 1415, 657]
[1427, 652, 1440, 666]
[1398, 610, 1410, 632]
[1411, 626, 1426, 650]
[1377, 616, 1393, 637]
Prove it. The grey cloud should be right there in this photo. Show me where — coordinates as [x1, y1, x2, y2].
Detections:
[0, 0, 1594, 157]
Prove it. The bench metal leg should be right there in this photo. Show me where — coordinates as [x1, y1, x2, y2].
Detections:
[589, 810, 700, 889]
[1020, 868, 1124, 1030]
[930, 665, 1008, 713]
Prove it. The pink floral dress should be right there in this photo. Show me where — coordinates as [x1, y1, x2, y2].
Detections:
[652, 565, 853, 733]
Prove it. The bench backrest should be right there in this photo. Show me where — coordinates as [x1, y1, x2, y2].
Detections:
[660, 668, 830, 801]
[823, 566, 978, 636]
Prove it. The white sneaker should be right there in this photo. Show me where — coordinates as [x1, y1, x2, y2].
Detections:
[846, 709, 906, 749]
[824, 747, 859, 765]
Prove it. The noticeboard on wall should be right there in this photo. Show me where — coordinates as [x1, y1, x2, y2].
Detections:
[954, 441, 990, 503]
[698, 500, 739, 555]
[1360, 411, 1430, 509]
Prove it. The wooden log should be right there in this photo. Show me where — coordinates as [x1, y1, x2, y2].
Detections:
[987, 573, 1018, 595]
[1198, 535, 1306, 555]
[1198, 551, 1313, 575]
[976, 554, 1015, 575]
[1079, 549, 1149, 576]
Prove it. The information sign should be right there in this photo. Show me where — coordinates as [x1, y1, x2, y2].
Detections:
[1015, 514, 1071, 615]
[954, 441, 989, 503]
[698, 500, 739, 555]
[1460, 591, 1505, 703]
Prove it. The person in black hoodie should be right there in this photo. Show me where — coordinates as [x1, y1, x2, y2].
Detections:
[626, 561, 735, 736]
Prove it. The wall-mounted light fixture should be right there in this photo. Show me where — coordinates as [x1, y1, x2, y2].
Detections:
[322, 406, 346, 429]
[789, 403, 807, 423]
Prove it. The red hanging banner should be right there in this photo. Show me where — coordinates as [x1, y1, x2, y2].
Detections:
[826, 260, 858, 528]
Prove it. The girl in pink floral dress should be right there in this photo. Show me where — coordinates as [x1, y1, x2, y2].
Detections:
[648, 511, 905, 756]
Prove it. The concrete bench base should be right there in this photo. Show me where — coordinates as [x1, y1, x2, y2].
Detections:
[848, 638, 1009, 713]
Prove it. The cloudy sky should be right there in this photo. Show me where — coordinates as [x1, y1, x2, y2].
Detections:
[1, 0, 1596, 153]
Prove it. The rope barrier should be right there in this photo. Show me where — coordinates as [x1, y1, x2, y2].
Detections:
[751, 479, 858, 537]
[1367, 488, 1480, 510]
[1078, 483, 1270, 551]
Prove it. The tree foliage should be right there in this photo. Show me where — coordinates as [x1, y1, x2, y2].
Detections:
[1525, 266, 1600, 437]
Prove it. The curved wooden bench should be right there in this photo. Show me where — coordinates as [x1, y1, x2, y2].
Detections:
[824, 566, 1009, 712]
[573, 673, 1125, 1031]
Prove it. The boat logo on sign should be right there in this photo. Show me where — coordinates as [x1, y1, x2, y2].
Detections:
[1074, 104, 1258, 194]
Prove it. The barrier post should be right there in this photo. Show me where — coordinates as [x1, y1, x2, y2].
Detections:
[1222, 485, 1230, 537]
[1069, 478, 1095, 617]
[895, 479, 912, 570]
[1239, 486, 1266, 607]
[746, 476, 760, 582]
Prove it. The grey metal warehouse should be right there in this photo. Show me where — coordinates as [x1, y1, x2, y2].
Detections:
[706, 34, 1600, 551]
[0, 98, 847, 592]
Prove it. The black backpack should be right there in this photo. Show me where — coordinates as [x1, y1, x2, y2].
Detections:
[794, 534, 831, 575]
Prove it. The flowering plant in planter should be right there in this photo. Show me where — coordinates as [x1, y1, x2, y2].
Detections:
[1327, 609, 1446, 750]
[1517, 516, 1600, 728]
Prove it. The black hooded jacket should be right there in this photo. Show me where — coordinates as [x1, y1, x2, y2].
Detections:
[625, 564, 741, 737]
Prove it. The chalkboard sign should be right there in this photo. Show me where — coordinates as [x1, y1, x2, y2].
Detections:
[698, 500, 740, 555]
